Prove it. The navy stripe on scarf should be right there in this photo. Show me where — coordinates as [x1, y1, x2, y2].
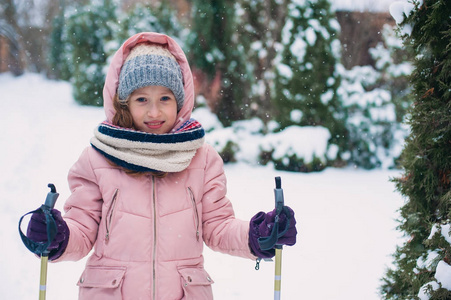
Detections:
[98, 120, 205, 144]
[91, 144, 159, 173]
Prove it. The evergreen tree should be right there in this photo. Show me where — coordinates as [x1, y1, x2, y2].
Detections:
[273, 0, 346, 151]
[62, 0, 117, 106]
[381, 0, 451, 298]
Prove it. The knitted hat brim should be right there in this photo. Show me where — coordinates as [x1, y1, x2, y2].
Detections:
[118, 54, 185, 110]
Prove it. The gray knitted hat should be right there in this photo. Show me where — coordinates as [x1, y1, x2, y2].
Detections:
[118, 43, 185, 111]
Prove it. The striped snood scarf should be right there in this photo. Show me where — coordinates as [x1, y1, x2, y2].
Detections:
[90, 119, 205, 173]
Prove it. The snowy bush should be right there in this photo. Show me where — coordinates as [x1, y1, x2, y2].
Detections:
[259, 126, 333, 172]
[370, 24, 413, 123]
[193, 106, 239, 163]
[336, 24, 412, 169]
[337, 64, 404, 169]
[199, 113, 265, 164]
[206, 127, 240, 163]
[194, 105, 334, 172]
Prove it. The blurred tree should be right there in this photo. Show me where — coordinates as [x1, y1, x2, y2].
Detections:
[0, 0, 26, 74]
[117, 1, 184, 44]
[381, 0, 451, 298]
[48, 0, 70, 80]
[1, 0, 71, 74]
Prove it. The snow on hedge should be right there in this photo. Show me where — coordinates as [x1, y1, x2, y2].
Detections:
[417, 223, 451, 299]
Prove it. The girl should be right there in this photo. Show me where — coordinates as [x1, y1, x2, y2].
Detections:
[26, 32, 296, 299]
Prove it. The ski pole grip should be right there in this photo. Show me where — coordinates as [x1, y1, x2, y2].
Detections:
[274, 177, 284, 215]
[275, 176, 281, 189]
[44, 183, 59, 209]
[258, 177, 288, 251]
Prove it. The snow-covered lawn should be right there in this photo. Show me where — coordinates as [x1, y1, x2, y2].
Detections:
[0, 73, 404, 299]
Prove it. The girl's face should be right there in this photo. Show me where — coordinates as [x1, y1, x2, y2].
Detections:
[128, 85, 178, 134]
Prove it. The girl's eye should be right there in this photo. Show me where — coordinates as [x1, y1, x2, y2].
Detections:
[161, 96, 172, 101]
[136, 97, 147, 103]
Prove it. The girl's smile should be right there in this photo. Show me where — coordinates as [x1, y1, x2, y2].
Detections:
[128, 85, 178, 134]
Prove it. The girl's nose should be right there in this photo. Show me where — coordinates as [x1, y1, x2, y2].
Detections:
[146, 103, 160, 117]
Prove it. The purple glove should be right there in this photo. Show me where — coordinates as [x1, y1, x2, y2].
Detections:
[249, 206, 297, 258]
[26, 208, 70, 260]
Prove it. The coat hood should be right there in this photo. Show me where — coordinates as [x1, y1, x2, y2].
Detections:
[103, 32, 194, 130]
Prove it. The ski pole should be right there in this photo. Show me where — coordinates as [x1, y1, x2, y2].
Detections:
[274, 246, 283, 300]
[257, 177, 291, 300]
[19, 184, 59, 300]
[273, 177, 284, 300]
[39, 184, 59, 300]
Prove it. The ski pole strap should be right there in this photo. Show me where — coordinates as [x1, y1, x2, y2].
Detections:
[19, 207, 57, 256]
[18, 206, 57, 256]
[18, 184, 59, 256]
[257, 177, 291, 251]
[257, 206, 291, 250]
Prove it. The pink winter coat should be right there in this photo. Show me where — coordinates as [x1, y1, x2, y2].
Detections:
[55, 32, 256, 299]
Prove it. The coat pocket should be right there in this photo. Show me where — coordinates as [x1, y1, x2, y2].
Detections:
[77, 265, 126, 300]
[177, 266, 214, 300]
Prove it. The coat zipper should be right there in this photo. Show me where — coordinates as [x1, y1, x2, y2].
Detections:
[152, 176, 157, 300]
[188, 187, 200, 241]
[105, 188, 119, 243]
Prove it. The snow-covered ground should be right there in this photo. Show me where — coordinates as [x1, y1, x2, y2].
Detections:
[0, 73, 405, 299]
